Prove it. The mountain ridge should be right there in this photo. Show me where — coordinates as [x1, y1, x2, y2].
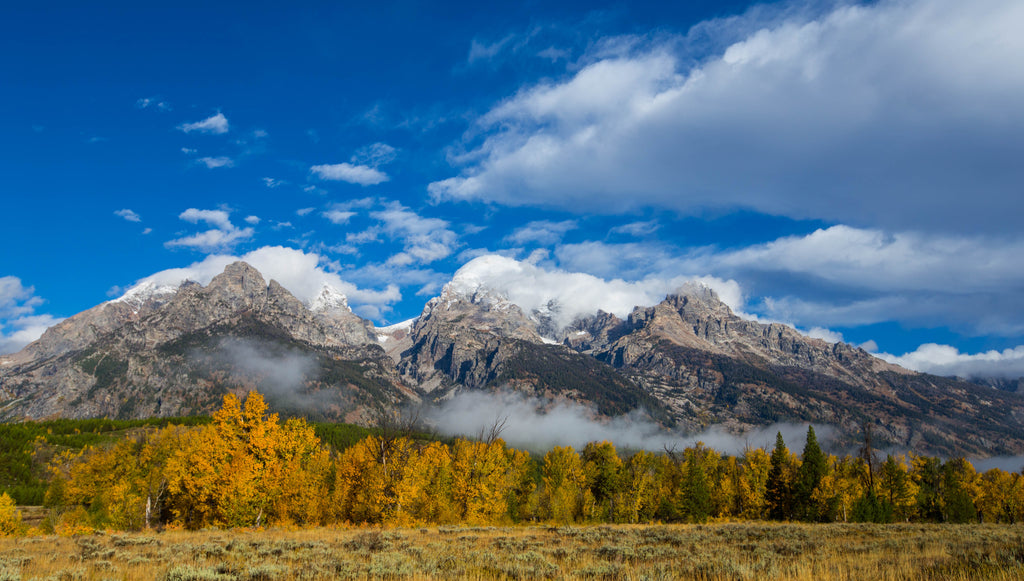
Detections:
[3, 259, 1023, 456]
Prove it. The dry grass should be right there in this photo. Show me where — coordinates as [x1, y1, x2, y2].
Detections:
[2, 523, 1024, 580]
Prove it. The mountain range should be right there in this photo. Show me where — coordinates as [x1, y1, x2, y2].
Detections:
[2, 259, 1023, 457]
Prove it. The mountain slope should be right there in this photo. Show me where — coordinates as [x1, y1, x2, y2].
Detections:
[0, 262, 408, 422]
[3, 260, 1024, 456]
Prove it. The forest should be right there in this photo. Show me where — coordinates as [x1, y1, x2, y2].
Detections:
[2, 390, 1022, 535]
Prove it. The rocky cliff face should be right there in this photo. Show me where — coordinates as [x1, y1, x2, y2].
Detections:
[3, 261, 1024, 456]
[0, 262, 402, 422]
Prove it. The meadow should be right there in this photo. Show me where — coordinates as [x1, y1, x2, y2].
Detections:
[2, 522, 1024, 581]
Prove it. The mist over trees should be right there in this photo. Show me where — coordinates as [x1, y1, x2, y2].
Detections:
[8, 391, 1024, 534]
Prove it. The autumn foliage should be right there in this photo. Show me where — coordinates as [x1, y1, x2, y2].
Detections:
[39, 391, 1024, 532]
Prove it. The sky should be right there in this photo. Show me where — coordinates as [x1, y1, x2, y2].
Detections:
[2, 0, 1024, 379]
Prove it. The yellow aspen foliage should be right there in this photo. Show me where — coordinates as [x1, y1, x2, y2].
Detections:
[618, 450, 663, 523]
[0, 492, 22, 536]
[712, 454, 740, 518]
[450, 438, 519, 524]
[832, 457, 867, 522]
[878, 455, 919, 521]
[400, 441, 456, 524]
[541, 446, 586, 523]
[581, 441, 623, 522]
[977, 468, 1015, 523]
[163, 390, 333, 529]
[1007, 473, 1024, 523]
[332, 434, 414, 524]
[738, 448, 770, 519]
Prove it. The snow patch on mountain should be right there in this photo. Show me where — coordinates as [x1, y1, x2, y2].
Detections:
[109, 280, 179, 312]
[309, 283, 351, 313]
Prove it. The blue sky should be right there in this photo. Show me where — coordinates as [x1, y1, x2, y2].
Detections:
[3, 0, 1024, 379]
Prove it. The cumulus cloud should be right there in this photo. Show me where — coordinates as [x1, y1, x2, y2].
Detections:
[506, 220, 577, 246]
[262, 177, 284, 188]
[426, 390, 833, 454]
[197, 156, 234, 169]
[165, 208, 254, 253]
[610, 220, 660, 237]
[135, 97, 170, 111]
[351, 142, 398, 167]
[703, 226, 1024, 294]
[178, 112, 229, 134]
[0, 277, 62, 354]
[114, 209, 141, 223]
[372, 203, 459, 265]
[553, 227, 1024, 337]
[310, 163, 388, 186]
[446, 254, 744, 330]
[117, 246, 401, 313]
[879, 344, 1024, 380]
[244, 215, 261, 225]
[430, 0, 1024, 234]
[323, 209, 356, 224]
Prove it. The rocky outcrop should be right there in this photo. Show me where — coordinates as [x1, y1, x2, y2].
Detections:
[0, 262, 401, 422]
[3, 261, 1024, 456]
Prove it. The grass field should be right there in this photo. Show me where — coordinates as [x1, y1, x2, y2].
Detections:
[2, 522, 1024, 580]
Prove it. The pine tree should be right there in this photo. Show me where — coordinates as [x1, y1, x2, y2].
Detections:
[795, 426, 828, 521]
[766, 432, 795, 521]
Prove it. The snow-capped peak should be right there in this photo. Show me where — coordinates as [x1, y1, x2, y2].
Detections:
[441, 255, 519, 304]
[110, 280, 179, 312]
[309, 283, 351, 313]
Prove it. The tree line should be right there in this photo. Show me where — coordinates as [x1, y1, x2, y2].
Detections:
[4, 390, 1023, 534]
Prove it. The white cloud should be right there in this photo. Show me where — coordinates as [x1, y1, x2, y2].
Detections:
[351, 142, 397, 167]
[372, 203, 458, 264]
[0, 277, 62, 354]
[703, 226, 1024, 294]
[136, 97, 170, 111]
[142, 227, 153, 235]
[262, 177, 284, 188]
[178, 112, 229, 134]
[181, 147, 197, 155]
[244, 215, 261, 225]
[446, 254, 743, 331]
[803, 327, 844, 344]
[0, 314, 64, 355]
[179, 208, 233, 230]
[0, 276, 42, 319]
[114, 209, 141, 223]
[295, 208, 315, 217]
[310, 163, 388, 186]
[323, 209, 355, 224]
[119, 246, 401, 315]
[197, 156, 234, 169]
[879, 344, 1024, 380]
[554, 227, 1024, 337]
[431, 0, 1024, 234]
[468, 34, 516, 64]
[505, 220, 577, 245]
[166, 208, 253, 253]
[610, 220, 660, 237]
[164, 228, 253, 252]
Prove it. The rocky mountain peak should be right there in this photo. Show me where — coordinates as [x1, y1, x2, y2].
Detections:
[310, 283, 351, 313]
[204, 261, 268, 308]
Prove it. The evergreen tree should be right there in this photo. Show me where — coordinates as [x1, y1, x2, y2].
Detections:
[766, 432, 794, 520]
[683, 448, 712, 523]
[795, 426, 828, 521]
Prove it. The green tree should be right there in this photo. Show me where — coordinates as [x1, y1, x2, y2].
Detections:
[766, 432, 796, 520]
[682, 447, 712, 523]
[795, 426, 828, 521]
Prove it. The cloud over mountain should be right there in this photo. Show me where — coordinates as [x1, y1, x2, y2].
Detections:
[431, 0, 1024, 234]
